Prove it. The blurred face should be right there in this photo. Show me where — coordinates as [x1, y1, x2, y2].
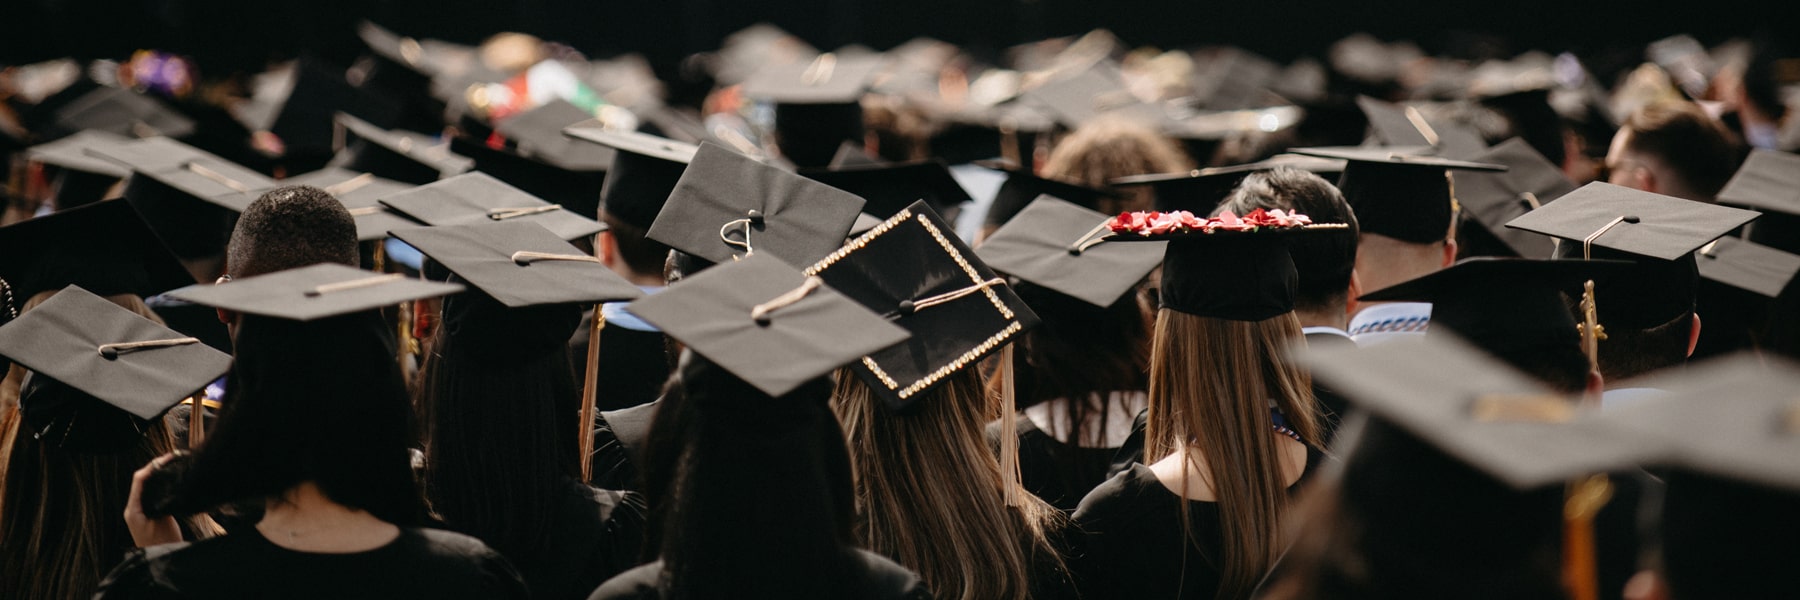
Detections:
[1604, 128, 1654, 193]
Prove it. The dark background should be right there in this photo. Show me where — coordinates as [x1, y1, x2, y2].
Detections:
[3, 0, 1791, 81]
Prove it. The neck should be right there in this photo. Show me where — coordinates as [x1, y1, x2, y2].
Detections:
[1293, 306, 1348, 332]
[1354, 236, 1446, 294]
[256, 482, 399, 552]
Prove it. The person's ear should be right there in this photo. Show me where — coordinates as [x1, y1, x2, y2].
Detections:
[412, 299, 435, 340]
[1440, 239, 1458, 268]
[1687, 312, 1702, 358]
[596, 231, 620, 267]
[1635, 167, 1659, 195]
[1345, 270, 1363, 317]
[215, 308, 235, 325]
[1585, 368, 1606, 401]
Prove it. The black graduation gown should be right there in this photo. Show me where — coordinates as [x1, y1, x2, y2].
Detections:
[514, 481, 651, 600]
[988, 413, 1141, 512]
[590, 400, 659, 492]
[1069, 445, 1326, 600]
[1302, 330, 1355, 445]
[94, 527, 529, 599]
[569, 309, 674, 412]
[586, 550, 933, 600]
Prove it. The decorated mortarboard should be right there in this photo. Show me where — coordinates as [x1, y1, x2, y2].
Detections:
[1452, 138, 1577, 259]
[1110, 154, 1347, 215]
[168, 262, 461, 321]
[1359, 257, 1630, 354]
[283, 167, 422, 242]
[1103, 207, 1348, 320]
[1291, 146, 1506, 244]
[977, 196, 1165, 307]
[804, 200, 1039, 410]
[379, 171, 604, 241]
[25, 130, 132, 210]
[333, 112, 474, 185]
[974, 160, 1116, 227]
[648, 143, 864, 266]
[1692, 237, 1800, 299]
[86, 137, 278, 258]
[626, 252, 909, 396]
[799, 159, 972, 219]
[0, 286, 232, 452]
[48, 86, 196, 140]
[390, 221, 641, 308]
[564, 126, 698, 231]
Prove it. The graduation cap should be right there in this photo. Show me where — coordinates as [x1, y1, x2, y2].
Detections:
[976, 196, 1165, 307]
[378, 172, 605, 241]
[24, 129, 132, 210]
[565, 127, 698, 231]
[626, 252, 909, 396]
[449, 135, 609, 222]
[1716, 149, 1800, 255]
[1693, 236, 1800, 299]
[1452, 138, 1576, 259]
[648, 143, 864, 266]
[47, 86, 196, 140]
[0, 286, 232, 452]
[282, 167, 422, 242]
[253, 58, 404, 157]
[87, 137, 279, 259]
[332, 113, 474, 185]
[741, 53, 884, 169]
[1359, 257, 1630, 356]
[1506, 182, 1761, 329]
[1291, 146, 1506, 244]
[1022, 61, 1174, 130]
[495, 99, 614, 171]
[974, 160, 1116, 227]
[1110, 155, 1347, 215]
[829, 141, 886, 168]
[1107, 210, 1347, 320]
[168, 262, 461, 321]
[1353, 96, 1489, 159]
[799, 159, 972, 219]
[0, 199, 195, 306]
[390, 221, 641, 308]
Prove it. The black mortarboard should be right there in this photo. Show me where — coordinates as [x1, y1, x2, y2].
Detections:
[648, 143, 864, 266]
[1452, 138, 1576, 259]
[975, 160, 1116, 227]
[742, 53, 883, 169]
[804, 201, 1039, 410]
[0, 200, 194, 307]
[565, 127, 698, 231]
[829, 141, 885, 169]
[976, 196, 1165, 307]
[282, 167, 422, 242]
[258, 58, 404, 157]
[449, 136, 609, 222]
[1717, 149, 1800, 216]
[378, 172, 605, 241]
[1359, 257, 1629, 355]
[168, 263, 461, 321]
[494, 100, 613, 171]
[626, 252, 909, 396]
[1111, 155, 1347, 215]
[799, 159, 972, 219]
[1292, 146, 1506, 244]
[390, 221, 641, 308]
[0, 286, 232, 452]
[88, 137, 278, 259]
[332, 113, 474, 185]
[1694, 236, 1800, 299]
[48, 87, 196, 140]
[1352, 95, 1490, 160]
[25, 130, 132, 210]
[1108, 210, 1346, 320]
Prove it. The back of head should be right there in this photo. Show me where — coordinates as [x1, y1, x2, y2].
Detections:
[226, 185, 358, 279]
[1217, 168, 1360, 315]
[1011, 281, 1150, 408]
[1619, 102, 1739, 201]
[1041, 116, 1194, 215]
[600, 211, 673, 278]
[174, 311, 422, 524]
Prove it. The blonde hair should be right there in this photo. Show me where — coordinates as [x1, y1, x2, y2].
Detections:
[1145, 309, 1320, 600]
[1041, 116, 1194, 215]
[833, 367, 1066, 600]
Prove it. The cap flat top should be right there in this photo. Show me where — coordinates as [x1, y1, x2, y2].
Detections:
[284, 167, 422, 241]
[740, 53, 884, 104]
[0, 285, 231, 418]
[390, 221, 642, 307]
[1606, 355, 1800, 492]
[799, 159, 972, 219]
[26, 129, 133, 177]
[1505, 182, 1761, 262]
[648, 143, 865, 265]
[1452, 138, 1576, 259]
[379, 172, 605, 241]
[626, 252, 908, 396]
[1695, 236, 1800, 298]
[87, 137, 278, 212]
[1715, 149, 1800, 215]
[1290, 146, 1508, 171]
[53, 87, 197, 139]
[977, 196, 1165, 307]
[0, 199, 195, 300]
[335, 113, 475, 176]
[494, 99, 614, 171]
[168, 263, 463, 321]
[562, 126, 699, 165]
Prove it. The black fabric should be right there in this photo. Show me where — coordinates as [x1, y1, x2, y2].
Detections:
[988, 414, 1130, 512]
[586, 549, 932, 600]
[511, 481, 649, 600]
[1554, 244, 1698, 331]
[1337, 161, 1455, 243]
[1069, 446, 1326, 600]
[0, 199, 195, 302]
[1359, 257, 1630, 356]
[599, 148, 690, 231]
[1159, 233, 1299, 321]
[591, 401, 660, 491]
[1303, 330, 1354, 446]
[93, 527, 528, 599]
[569, 313, 673, 413]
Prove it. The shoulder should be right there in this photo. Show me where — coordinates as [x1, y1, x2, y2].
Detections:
[853, 549, 934, 600]
[403, 529, 531, 596]
[1072, 464, 1162, 522]
[588, 562, 665, 600]
[562, 481, 649, 523]
[93, 543, 196, 598]
[601, 401, 660, 449]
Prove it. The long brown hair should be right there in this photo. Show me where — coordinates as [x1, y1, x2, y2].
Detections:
[833, 367, 1067, 600]
[1144, 309, 1320, 600]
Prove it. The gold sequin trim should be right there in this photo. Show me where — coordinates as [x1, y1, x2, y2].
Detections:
[805, 209, 913, 275]
[916, 214, 1013, 319]
[897, 321, 1023, 398]
[862, 356, 900, 390]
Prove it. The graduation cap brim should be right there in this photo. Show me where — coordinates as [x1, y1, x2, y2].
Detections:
[799, 159, 972, 219]
[739, 53, 884, 104]
[1505, 182, 1761, 262]
[0, 285, 232, 420]
[805, 200, 1040, 410]
[167, 263, 463, 321]
[494, 99, 614, 172]
[1109, 156, 1347, 214]
[974, 160, 1117, 225]
[0, 200, 196, 302]
[449, 136, 608, 221]
[389, 221, 642, 307]
[283, 167, 423, 242]
[1694, 237, 1800, 299]
[627, 252, 909, 397]
[976, 196, 1164, 307]
[649, 143, 865, 265]
[26, 130, 133, 178]
[333, 112, 474, 185]
[50, 87, 197, 140]
[1715, 149, 1800, 216]
[1289, 146, 1508, 171]
[1606, 354, 1800, 492]
[1359, 257, 1633, 303]
[378, 172, 605, 241]
[86, 136, 278, 213]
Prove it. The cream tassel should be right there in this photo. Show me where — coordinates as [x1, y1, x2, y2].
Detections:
[999, 343, 1024, 507]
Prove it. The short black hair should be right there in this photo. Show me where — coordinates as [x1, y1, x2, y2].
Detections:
[226, 185, 358, 279]
[600, 209, 673, 277]
[1218, 168, 1360, 314]
[1596, 310, 1695, 381]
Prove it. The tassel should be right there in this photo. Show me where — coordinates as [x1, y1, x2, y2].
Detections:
[578, 307, 606, 483]
[1561, 474, 1614, 600]
[188, 392, 205, 449]
[999, 343, 1024, 507]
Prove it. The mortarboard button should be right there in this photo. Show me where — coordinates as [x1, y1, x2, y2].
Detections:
[648, 143, 864, 266]
[168, 262, 461, 321]
[1505, 182, 1759, 262]
[976, 196, 1165, 307]
[378, 171, 605, 241]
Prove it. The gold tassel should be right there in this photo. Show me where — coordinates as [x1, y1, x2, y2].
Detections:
[1562, 474, 1614, 600]
[578, 308, 605, 483]
[187, 392, 205, 449]
[999, 343, 1023, 507]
